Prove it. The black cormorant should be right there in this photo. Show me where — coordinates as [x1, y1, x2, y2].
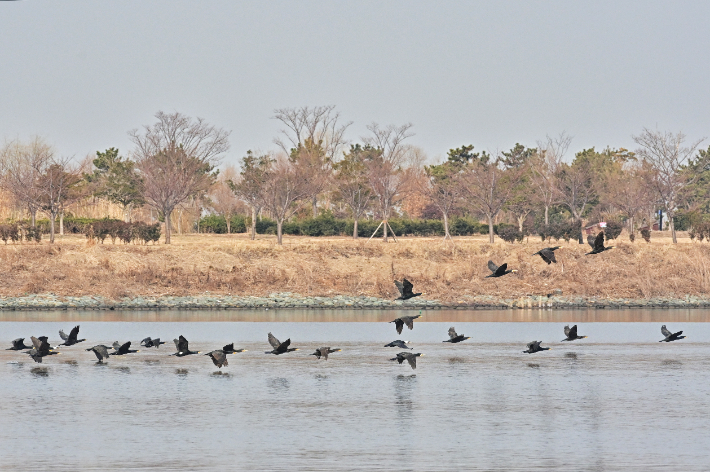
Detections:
[443, 327, 470, 343]
[86, 345, 111, 363]
[660, 325, 686, 342]
[172, 335, 201, 356]
[532, 246, 562, 264]
[205, 350, 228, 368]
[58, 326, 86, 346]
[585, 232, 615, 255]
[523, 341, 551, 353]
[27, 336, 59, 363]
[390, 314, 421, 335]
[7, 338, 31, 350]
[311, 347, 341, 360]
[265, 332, 299, 355]
[140, 337, 166, 348]
[486, 260, 518, 278]
[222, 343, 247, 354]
[111, 341, 140, 355]
[562, 325, 587, 342]
[394, 279, 422, 300]
[390, 352, 424, 370]
[384, 340, 412, 349]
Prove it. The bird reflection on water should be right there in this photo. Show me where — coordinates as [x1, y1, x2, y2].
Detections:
[267, 377, 290, 393]
[661, 359, 683, 368]
[30, 366, 49, 377]
[175, 368, 189, 376]
[564, 352, 578, 360]
[393, 374, 417, 423]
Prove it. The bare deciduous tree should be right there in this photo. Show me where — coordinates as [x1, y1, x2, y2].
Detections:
[273, 105, 351, 216]
[130, 111, 230, 244]
[0, 137, 53, 226]
[605, 162, 655, 238]
[37, 157, 83, 243]
[555, 159, 595, 244]
[209, 165, 242, 234]
[459, 154, 521, 243]
[532, 132, 571, 226]
[363, 122, 415, 242]
[633, 128, 705, 243]
[423, 161, 461, 240]
[261, 155, 314, 245]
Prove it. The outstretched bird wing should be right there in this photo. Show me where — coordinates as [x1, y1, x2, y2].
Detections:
[59, 329, 69, 341]
[526, 341, 537, 351]
[211, 350, 228, 367]
[534, 341, 543, 350]
[268, 332, 281, 349]
[487, 260, 499, 273]
[394, 280, 404, 296]
[402, 278, 414, 297]
[118, 342, 131, 354]
[68, 325, 80, 342]
[587, 234, 597, 248]
[563, 325, 571, 337]
[394, 319, 404, 335]
[11, 338, 24, 349]
[448, 327, 458, 339]
[31, 336, 42, 351]
[661, 326, 672, 338]
[404, 317, 415, 331]
[94, 345, 109, 360]
[594, 232, 605, 251]
[320, 347, 329, 360]
[140, 337, 152, 346]
[673, 330, 683, 338]
[177, 336, 189, 353]
[223, 343, 234, 352]
[569, 325, 578, 338]
[494, 263, 509, 277]
[541, 248, 556, 264]
[278, 338, 291, 351]
[153, 338, 162, 347]
[113, 341, 123, 351]
[173, 338, 180, 349]
[406, 355, 417, 369]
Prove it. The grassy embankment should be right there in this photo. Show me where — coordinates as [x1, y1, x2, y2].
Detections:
[0, 231, 709, 302]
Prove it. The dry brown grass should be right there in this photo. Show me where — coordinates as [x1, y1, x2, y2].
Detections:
[0, 231, 708, 301]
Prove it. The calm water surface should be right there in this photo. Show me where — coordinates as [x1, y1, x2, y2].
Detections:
[2, 309, 710, 471]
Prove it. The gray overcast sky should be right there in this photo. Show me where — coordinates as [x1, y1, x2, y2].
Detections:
[1, 0, 708, 166]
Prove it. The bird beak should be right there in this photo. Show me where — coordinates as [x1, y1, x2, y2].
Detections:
[295, 349, 300, 351]
[512, 270, 518, 273]
[420, 353, 425, 356]
[335, 349, 342, 352]
[243, 349, 248, 352]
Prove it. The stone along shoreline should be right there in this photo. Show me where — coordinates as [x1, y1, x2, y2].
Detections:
[3, 293, 710, 310]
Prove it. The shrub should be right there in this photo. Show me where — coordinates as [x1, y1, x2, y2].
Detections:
[640, 227, 651, 243]
[496, 224, 523, 243]
[604, 220, 623, 240]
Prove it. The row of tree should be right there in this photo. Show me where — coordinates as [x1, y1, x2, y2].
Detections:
[0, 107, 707, 245]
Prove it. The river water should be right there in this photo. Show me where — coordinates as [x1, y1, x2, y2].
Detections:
[2, 309, 710, 471]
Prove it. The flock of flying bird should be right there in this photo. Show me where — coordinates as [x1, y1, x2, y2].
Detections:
[6, 318, 687, 371]
[3, 232, 685, 370]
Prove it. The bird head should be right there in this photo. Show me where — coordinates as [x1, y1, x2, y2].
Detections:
[512, 269, 519, 273]
[554, 246, 562, 250]
[334, 349, 342, 352]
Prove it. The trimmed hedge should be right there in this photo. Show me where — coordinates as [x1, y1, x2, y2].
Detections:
[198, 214, 491, 237]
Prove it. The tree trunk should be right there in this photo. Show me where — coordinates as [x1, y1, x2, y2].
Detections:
[517, 214, 525, 233]
[629, 216, 634, 238]
[164, 209, 172, 244]
[49, 211, 56, 244]
[177, 210, 182, 235]
[277, 220, 283, 245]
[670, 216, 677, 244]
[353, 219, 359, 239]
[383, 219, 388, 242]
[59, 211, 64, 236]
[443, 212, 451, 240]
[577, 219, 584, 244]
[226, 214, 231, 234]
[487, 215, 495, 243]
[312, 195, 318, 218]
[30, 208, 36, 227]
[544, 205, 549, 226]
[251, 206, 257, 240]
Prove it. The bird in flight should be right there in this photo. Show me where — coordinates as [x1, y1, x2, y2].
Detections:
[486, 260, 518, 278]
[532, 246, 562, 264]
[585, 232, 615, 255]
[394, 278, 422, 300]
[523, 341, 551, 354]
[265, 332, 299, 355]
[561, 325, 587, 342]
[660, 325, 686, 342]
[390, 314, 422, 335]
[390, 352, 424, 370]
[310, 347, 341, 360]
[443, 327, 470, 343]
[58, 326, 86, 347]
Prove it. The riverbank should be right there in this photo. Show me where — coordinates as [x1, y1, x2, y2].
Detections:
[1, 232, 709, 306]
[2, 293, 710, 310]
